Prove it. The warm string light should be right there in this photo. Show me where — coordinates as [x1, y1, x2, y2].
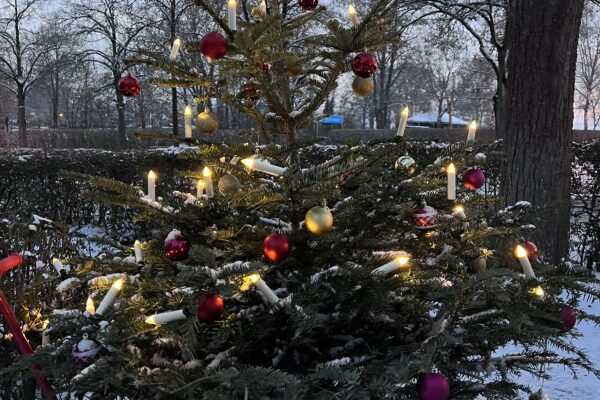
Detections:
[372, 252, 411, 275]
[348, 5, 359, 26]
[169, 39, 182, 60]
[466, 120, 477, 144]
[184, 105, 193, 139]
[203, 166, 214, 198]
[134, 240, 143, 264]
[197, 179, 206, 197]
[241, 274, 279, 304]
[145, 310, 187, 325]
[260, 0, 266, 14]
[95, 279, 124, 316]
[227, 0, 237, 30]
[530, 285, 545, 298]
[241, 156, 286, 176]
[86, 297, 95, 315]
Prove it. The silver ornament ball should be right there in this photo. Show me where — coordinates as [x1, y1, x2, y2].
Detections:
[395, 155, 416, 175]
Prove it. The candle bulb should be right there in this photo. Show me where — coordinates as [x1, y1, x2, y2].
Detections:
[96, 278, 124, 316]
[86, 297, 95, 315]
[241, 156, 287, 176]
[227, 0, 237, 30]
[134, 240, 143, 264]
[260, 0, 266, 14]
[203, 167, 214, 198]
[145, 309, 188, 325]
[147, 170, 157, 201]
[372, 252, 411, 275]
[197, 179, 206, 197]
[243, 274, 279, 304]
[447, 163, 456, 200]
[52, 258, 68, 279]
[515, 245, 536, 279]
[348, 5, 359, 26]
[466, 120, 477, 144]
[169, 38, 181, 60]
[396, 106, 409, 137]
[184, 105, 193, 139]
[452, 205, 466, 220]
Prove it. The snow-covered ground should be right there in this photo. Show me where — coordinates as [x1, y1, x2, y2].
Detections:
[518, 298, 600, 399]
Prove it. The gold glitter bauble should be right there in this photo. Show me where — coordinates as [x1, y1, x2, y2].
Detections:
[305, 206, 333, 235]
[352, 76, 374, 97]
[196, 108, 219, 134]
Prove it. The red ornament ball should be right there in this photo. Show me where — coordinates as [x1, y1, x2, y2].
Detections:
[239, 81, 261, 105]
[462, 168, 485, 190]
[164, 231, 191, 261]
[262, 233, 290, 263]
[523, 240, 539, 262]
[262, 62, 271, 73]
[417, 373, 450, 400]
[559, 304, 577, 331]
[298, 0, 318, 11]
[351, 53, 378, 78]
[413, 202, 438, 230]
[118, 75, 141, 97]
[196, 293, 225, 323]
[200, 32, 228, 60]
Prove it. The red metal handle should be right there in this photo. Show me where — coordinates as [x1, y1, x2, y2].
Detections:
[0, 253, 23, 276]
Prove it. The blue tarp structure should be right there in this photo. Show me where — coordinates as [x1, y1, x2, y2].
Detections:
[319, 115, 344, 125]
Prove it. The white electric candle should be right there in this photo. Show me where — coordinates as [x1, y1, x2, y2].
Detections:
[452, 205, 466, 220]
[96, 279, 124, 316]
[396, 106, 409, 137]
[184, 105, 193, 138]
[447, 163, 456, 200]
[145, 310, 187, 325]
[169, 39, 181, 60]
[466, 120, 477, 144]
[52, 258, 64, 274]
[86, 297, 95, 315]
[134, 240, 143, 264]
[147, 170, 157, 201]
[244, 274, 279, 304]
[372, 252, 410, 275]
[203, 167, 214, 198]
[260, 0, 266, 14]
[197, 179, 206, 197]
[241, 156, 286, 176]
[348, 5, 359, 26]
[515, 245, 536, 279]
[227, 0, 237, 30]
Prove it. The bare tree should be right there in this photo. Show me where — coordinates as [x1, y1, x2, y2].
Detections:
[0, 0, 49, 146]
[576, 4, 600, 131]
[70, 0, 153, 146]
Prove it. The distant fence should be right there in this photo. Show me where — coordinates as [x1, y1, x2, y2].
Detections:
[1, 127, 600, 149]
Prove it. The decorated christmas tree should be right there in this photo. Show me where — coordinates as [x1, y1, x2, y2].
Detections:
[1, 0, 600, 399]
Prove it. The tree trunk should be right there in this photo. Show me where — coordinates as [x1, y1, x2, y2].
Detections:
[17, 85, 27, 147]
[51, 70, 59, 129]
[583, 96, 590, 131]
[114, 75, 127, 147]
[494, 48, 508, 139]
[502, 0, 584, 261]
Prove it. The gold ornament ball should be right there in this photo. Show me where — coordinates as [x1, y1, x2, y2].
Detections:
[196, 108, 219, 134]
[305, 206, 333, 235]
[468, 255, 487, 274]
[218, 174, 241, 195]
[395, 155, 416, 175]
[285, 54, 303, 76]
[352, 76, 374, 97]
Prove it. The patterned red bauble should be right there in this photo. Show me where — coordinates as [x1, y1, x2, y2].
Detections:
[196, 293, 225, 323]
[239, 81, 261, 105]
[413, 202, 438, 230]
[164, 230, 191, 261]
[200, 32, 228, 60]
[523, 240, 539, 262]
[298, 0, 318, 11]
[559, 304, 577, 331]
[462, 168, 485, 190]
[118, 75, 141, 97]
[417, 373, 450, 400]
[262, 233, 290, 263]
[351, 53, 377, 78]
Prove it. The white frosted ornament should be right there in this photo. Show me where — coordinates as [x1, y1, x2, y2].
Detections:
[72, 333, 101, 364]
